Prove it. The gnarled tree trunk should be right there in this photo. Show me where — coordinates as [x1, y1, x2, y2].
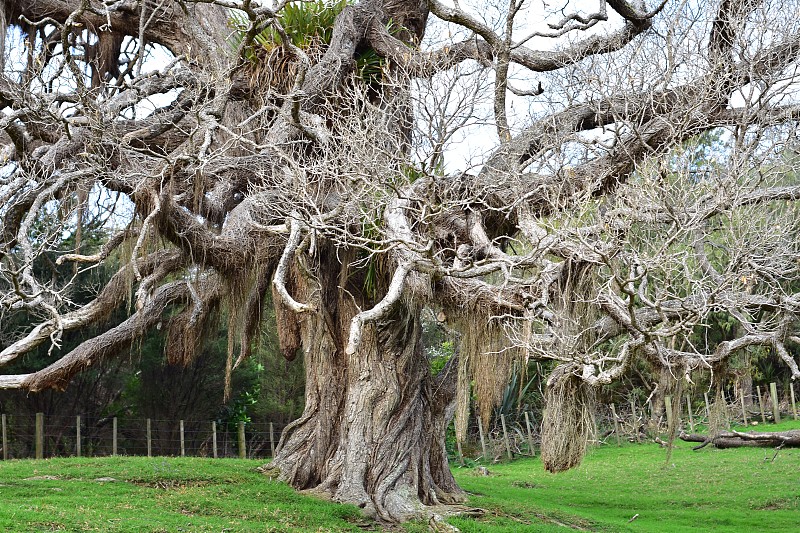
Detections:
[269, 254, 463, 522]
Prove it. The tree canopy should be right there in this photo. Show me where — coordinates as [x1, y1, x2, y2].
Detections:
[2, 0, 800, 522]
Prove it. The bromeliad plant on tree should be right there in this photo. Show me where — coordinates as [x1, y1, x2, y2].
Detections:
[228, 1, 398, 91]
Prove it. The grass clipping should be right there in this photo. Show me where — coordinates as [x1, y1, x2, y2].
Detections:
[541, 367, 595, 473]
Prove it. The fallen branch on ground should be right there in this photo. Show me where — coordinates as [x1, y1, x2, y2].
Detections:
[680, 430, 800, 450]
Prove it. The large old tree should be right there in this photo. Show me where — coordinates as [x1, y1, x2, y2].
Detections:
[2, 0, 800, 522]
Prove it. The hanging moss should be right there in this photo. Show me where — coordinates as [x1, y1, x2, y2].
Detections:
[540, 367, 596, 473]
[453, 313, 523, 442]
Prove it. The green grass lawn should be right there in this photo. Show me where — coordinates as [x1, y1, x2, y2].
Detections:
[0, 419, 798, 532]
[0, 457, 366, 532]
[444, 418, 800, 532]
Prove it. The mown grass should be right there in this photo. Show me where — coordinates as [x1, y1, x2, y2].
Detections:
[440, 418, 800, 532]
[1, 419, 798, 531]
[0, 457, 366, 532]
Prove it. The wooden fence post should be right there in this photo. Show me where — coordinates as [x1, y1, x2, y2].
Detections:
[76, 416, 81, 457]
[179, 420, 185, 457]
[238, 421, 246, 459]
[212, 421, 218, 459]
[757, 385, 766, 423]
[524, 412, 535, 456]
[35, 413, 43, 459]
[2, 414, 7, 460]
[112, 417, 118, 456]
[791, 383, 798, 421]
[146, 419, 152, 457]
[664, 396, 673, 435]
[500, 414, 512, 460]
[741, 391, 748, 427]
[477, 416, 488, 462]
[269, 422, 275, 458]
[686, 395, 694, 432]
[769, 382, 781, 424]
[630, 398, 640, 443]
[456, 438, 465, 466]
[610, 404, 621, 446]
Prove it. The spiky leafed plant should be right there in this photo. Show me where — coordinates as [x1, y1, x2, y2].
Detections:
[228, 1, 390, 92]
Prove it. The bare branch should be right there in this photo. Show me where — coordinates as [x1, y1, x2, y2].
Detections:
[345, 262, 412, 355]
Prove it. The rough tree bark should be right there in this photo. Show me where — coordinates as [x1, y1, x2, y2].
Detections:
[265, 249, 464, 520]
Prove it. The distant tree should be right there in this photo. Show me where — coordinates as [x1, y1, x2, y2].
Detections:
[2, 0, 800, 522]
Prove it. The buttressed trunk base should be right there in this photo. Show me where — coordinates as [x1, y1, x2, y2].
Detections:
[267, 261, 464, 522]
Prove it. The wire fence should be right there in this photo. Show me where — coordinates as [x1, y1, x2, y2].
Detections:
[0, 413, 285, 460]
[456, 382, 800, 464]
[2, 383, 797, 462]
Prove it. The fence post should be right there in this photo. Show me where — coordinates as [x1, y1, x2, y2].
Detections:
[35, 413, 43, 459]
[791, 383, 798, 421]
[76, 416, 81, 457]
[610, 404, 621, 446]
[179, 420, 185, 457]
[630, 398, 640, 443]
[1, 414, 7, 460]
[741, 391, 748, 427]
[500, 414, 512, 460]
[212, 421, 218, 459]
[524, 411, 535, 456]
[238, 421, 246, 459]
[111, 417, 118, 456]
[757, 385, 766, 423]
[269, 422, 275, 458]
[686, 395, 694, 432]
[146, 419, 152, 457]
[769, 382, 781, 424]
[456, 438, 465, 466]
[477, 417, 488, 462]
[664, 396, 673, 435]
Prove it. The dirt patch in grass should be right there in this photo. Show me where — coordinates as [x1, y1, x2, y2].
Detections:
[479, 504, 595, 531]
[511, 480, 541, 488]
[29, 522, 66, 531]
[752, 496, 800, 510]
[129, 479, 213, 490]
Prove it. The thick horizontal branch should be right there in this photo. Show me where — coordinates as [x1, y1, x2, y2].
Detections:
[367, 22, 493, 78]
[55, 228, 137, 265]
[3, 0, 231, 63]
[429, 0, 653, 74]
[2, 275, 220, 392]
[0, 249, 184, 366]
